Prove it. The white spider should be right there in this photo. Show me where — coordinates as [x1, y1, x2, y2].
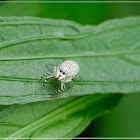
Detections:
[41, 60, 79, 93]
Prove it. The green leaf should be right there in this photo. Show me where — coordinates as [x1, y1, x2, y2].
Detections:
[0, 94, 122, 139]
[0, 17, 140, 104]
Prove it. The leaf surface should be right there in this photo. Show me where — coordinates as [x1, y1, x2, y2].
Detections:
[0, 17, 140, 104]
[0, 94, 122, 139]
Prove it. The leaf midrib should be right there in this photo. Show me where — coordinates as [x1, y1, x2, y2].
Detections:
[0, 76, 140, 84]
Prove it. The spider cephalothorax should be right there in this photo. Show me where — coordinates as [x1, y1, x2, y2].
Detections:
[41, 60, 79, 93]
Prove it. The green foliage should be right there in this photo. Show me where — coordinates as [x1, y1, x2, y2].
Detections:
[0, 94, 122, 139]
[0, 16, 139, 138]
[0, 17, 140, 105]
[93, 94, 140, 137]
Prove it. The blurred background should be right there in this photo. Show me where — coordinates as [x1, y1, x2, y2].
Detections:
[0, 0, 140, 137]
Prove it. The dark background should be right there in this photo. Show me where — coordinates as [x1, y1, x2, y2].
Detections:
[0, 0, 140, 137]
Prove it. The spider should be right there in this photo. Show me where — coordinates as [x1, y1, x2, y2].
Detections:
[41, 60, 79, 94]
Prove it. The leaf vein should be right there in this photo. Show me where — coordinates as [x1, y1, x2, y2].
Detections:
[0, 50, 140, 61]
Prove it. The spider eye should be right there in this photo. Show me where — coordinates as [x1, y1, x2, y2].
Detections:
[59, 69, 67, 75]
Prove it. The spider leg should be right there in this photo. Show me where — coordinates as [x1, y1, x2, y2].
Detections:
[45, 64, 56, 68]
[41, 72, 53, 79]
[54, 81, 65, 94]
[61, 82, 65, 91]
[53, 65, 57, 76]
[69, 80, 74, 93]
[54, 89, 62, 94]
[43, 76, 54, 87]
[58, 60, 64, 66]
[64, 77, 74, 93]
[75, 75, 82, 80]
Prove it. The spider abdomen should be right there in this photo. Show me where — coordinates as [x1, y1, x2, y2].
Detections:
[59, 60, 79, 77]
